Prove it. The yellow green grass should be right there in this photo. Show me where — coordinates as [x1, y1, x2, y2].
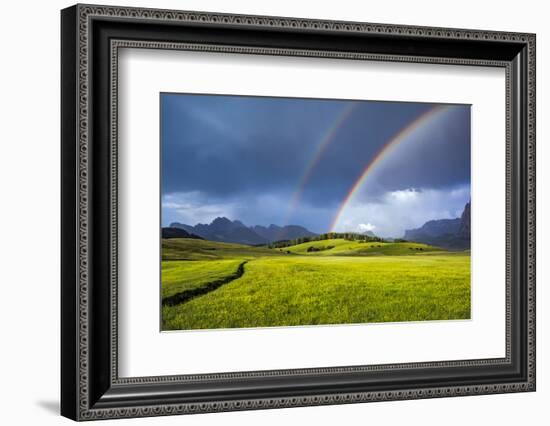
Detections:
[161, 238, 470, 331]
[162, 238, 283, 261]
[162, 259, 245, 299]
[281, 238, 443, 256]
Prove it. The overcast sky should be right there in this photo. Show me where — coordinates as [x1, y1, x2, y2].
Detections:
[161, 93, 470, 237]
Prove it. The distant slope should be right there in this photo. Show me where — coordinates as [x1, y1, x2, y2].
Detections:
[403, 202, 471, 250]
[280, 238, 444, 256]
[162, 237, 446, 261]
[170, 217, 317, 245]
[162, 237, 289, 261]
[162, 227, 203, 240]
[404, 218, 461, 241]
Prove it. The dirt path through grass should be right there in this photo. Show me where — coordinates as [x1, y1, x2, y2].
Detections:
[162, 260, 248, 306]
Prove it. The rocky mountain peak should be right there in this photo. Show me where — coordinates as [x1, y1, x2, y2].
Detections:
[402, 201, 471, 250]
[458, 201, 470, 238]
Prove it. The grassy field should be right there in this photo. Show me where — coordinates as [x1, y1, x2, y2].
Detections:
[277, 238, 444, 256]
[161, 237, 470, 331]
[162, 259, 245, 299]
[162, 238, 279, 261]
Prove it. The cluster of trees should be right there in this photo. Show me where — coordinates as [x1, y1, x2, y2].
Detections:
[267, 232, 385, 249]
[306, 245, 335, 253]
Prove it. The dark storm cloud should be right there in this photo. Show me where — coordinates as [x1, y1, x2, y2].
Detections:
[162, 94, 342, 196]
[161, 93, 470, 231]
[360, 106, 471, 197]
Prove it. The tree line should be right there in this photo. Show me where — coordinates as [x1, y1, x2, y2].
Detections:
[267, 232, 386, 249]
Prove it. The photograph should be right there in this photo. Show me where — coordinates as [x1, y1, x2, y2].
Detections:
[160, 94, 472, 331]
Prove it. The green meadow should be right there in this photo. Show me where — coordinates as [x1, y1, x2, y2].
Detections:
[161, 238, 470, 330]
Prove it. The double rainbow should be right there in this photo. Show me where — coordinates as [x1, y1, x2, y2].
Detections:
[329, 104, 450, 232]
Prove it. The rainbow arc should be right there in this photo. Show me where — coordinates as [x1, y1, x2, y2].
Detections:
[329, 105, 450, 232]
[280, 102, 360, 227]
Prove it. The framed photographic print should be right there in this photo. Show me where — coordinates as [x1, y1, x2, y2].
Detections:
[61, 4, 536, 421]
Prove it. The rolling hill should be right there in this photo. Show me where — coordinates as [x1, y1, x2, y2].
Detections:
[279, 238, 444, 256]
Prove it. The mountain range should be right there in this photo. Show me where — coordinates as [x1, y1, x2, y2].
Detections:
[165, 202, 470, 249]
[403, 202, 471, 249]
[169, 217, 317, 245]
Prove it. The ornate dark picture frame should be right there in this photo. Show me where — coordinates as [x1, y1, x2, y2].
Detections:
[61, 4, 536, 421]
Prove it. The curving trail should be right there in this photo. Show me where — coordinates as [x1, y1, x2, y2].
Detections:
[162, 261, 248, 307]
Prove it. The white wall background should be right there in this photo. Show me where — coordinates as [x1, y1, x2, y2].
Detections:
[0, 0, 546, 424]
